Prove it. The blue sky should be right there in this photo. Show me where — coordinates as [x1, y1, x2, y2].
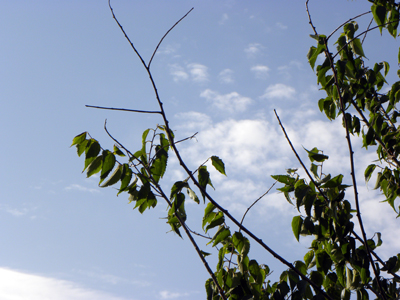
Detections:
[1, 1, 399, 299]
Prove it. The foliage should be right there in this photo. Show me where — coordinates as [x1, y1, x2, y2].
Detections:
[72, 1, 400, 299]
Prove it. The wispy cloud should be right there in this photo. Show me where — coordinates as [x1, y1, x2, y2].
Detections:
[159, 290, 190, 299]
[174, 111, 212, 132]
[0, 268, 130, 300]
[251, 65, 270, 79]
[218, 68, 234, 84]
[244, 43, 264, 58]
[169, 63, 209, 83]
[187, 63, 209, 83]
[278, 60, 303, 79]
[200, 89, 252, 113]
[169, 64, 189, 82]
[276, 22, 288, 30]
[261, 83, 295, 100]
[219, 13, 229, 25]
[64, 184, 100, 194]
[157, 43, 181, 56]
[76, 269, 150, 287]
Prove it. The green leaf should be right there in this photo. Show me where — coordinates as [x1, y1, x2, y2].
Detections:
[186, 187, 200, 204]
[383, 61, 390, 77]
[113, 145, 125, 157]
[209, 226, 230, 246]
[232, 232, 250, 257]
[350, 38, 365, 57]
[170, 181, 189, 200]
[118, 164, 132, 194]
[211, 156, 226, 176]
[150, 144, 168, 183]
[100, 164, 122, 187]
[86, 155, 102, 178]
[364, 164, 376, 183]
[371, 4, 386, 35]
[83, 140, 101, 172]
[100, 150, 116, 184]
[292, 216, 303, 242]
[198, 166, 210, 201]
[304, 250, 314, 269]
[71, 132, 87, 147]
[304, 147, 329, 162]
[205, 211, 224, 233]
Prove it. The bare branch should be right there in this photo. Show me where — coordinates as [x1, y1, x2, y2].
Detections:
[240, 181, 277, 228]
[148, 7, 194, 69]
[86, 105, 162, 115]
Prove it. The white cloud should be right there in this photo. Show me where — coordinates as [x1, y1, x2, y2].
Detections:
[219, 68, 234, 84]
[174, 111, 212, 132]
[276, 22, 288, 30]
[219, 13, 229, 25]
[64, 184, 100, 194]
[157, 43, 181, 55]
[0, 268, 129, 300]
[76, 269, 150, 287]
[278, 60, 303, 79]
[159, 290, 190, 299]
[261, 83, 295, 100]
[187, 63, 209, 83]
[244, 43, 263, 57]
[251, 65, 270, 79]
[200, 89, 252, 113]
[169, 64, 189, 82]
[170, 63, 209, 83]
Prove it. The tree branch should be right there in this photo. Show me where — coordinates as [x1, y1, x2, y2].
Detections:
[86, 105, 162, 115]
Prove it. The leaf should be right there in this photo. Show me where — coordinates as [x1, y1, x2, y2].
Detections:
[71, 132, 87, 147]
[205, 211, 224, 233]
[304, 250, 314, 269]
[209, 226, 230, 247]
[292, 216, 303, 242]
[113, 145, 125, 157]
[364, 164, 376, 183]
[211, 156, 226, 176]
[304, 147, 329, 162]
[100, 150, 116, 184]
[150, 144, 168, 183]
[100, 165, 122, 187]
[383, 61, 390, 77]
[186, 187, 199, 204]
[232, 232, 250, 257]
[83, 140, 101, 172]
[350, 38, 365, 57]
[198, 166, 210, 201]
[371, 4, 386, 35]
[170, 181, 189, 200]
[86, 156, 102, 177]
[118, 164, 132, 194]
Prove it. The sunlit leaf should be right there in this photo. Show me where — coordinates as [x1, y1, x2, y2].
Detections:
[71, 132, 87, 147]
[100, 150, 116, 184]
[113, 145, 125, 157]
[100, 165, 122, 187]
[211, 156, 226, 176]
[86, 156, 102, 178]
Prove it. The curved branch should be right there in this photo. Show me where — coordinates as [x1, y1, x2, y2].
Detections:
[148, 7, 194, 69]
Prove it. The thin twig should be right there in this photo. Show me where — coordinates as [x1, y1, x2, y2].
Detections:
[86, 105, 162, 115]
[240, 181, 277, 228]
[108, 2, 226, 298]
[148, 7, 194, 69]
[327, 11, 371, 41]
